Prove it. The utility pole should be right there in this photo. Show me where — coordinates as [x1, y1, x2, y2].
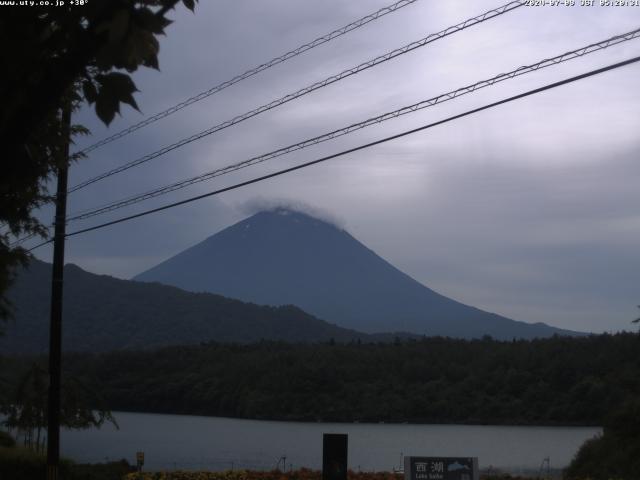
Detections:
[47, 103, 71, 480]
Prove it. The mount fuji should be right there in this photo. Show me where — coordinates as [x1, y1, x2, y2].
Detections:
[135, 208, 578, 339]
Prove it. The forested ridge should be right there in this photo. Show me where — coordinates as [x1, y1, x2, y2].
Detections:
[1, 259, 372, 354]
[4, 332, 638, 426]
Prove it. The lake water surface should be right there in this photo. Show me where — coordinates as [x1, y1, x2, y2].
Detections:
[60, 412, 600, 475]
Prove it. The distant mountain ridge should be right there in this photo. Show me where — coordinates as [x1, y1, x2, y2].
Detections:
[135, 208, 579, 339]
[0, 259, 376, 354]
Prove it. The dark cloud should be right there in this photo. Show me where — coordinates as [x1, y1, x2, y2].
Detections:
[240, 197, 346, 230]
[26, 0, 640, 333]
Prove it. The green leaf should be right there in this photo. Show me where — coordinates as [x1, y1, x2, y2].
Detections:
[95, 93, 119, 125]
[143, 52, 159, 70]
[108, 9, 130, 44]
[136, 7, 172, 35]
[82, 80, 98, 104]
[94, 20, 110, 35]
[93, 72, 140, 124]
[123, 28, 160, 72]
[119, 89, 139, 112]
[99, 72, 140, 112]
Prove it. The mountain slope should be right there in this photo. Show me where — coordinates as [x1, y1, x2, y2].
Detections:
[0, 259, 369, 354]
[135, 208, 578, 339]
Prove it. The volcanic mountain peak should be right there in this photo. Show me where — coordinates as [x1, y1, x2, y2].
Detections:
[134, 209, 580, 339]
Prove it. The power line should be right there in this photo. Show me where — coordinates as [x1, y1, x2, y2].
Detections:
[66, 27, 640, 223]
[9, 231, 39, 248]
[27, 54, 639, 252]
[15, 26, 640, 246]
[73, 0, 420, 157]
[8, 1, 422, 246]
[67, 0, 526, 193]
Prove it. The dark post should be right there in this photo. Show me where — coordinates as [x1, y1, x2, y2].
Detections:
[322, 433, 348, 480]
[46, 104, 71, 480]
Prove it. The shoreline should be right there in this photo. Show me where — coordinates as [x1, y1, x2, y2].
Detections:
[103, 409, 603, 429]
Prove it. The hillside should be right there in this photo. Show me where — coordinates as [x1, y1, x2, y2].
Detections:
[135, 208, 579, 339]
[0, 259, 369, 354]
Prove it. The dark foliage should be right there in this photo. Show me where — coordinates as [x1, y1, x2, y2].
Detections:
[0, 445, 74, 480]
[0, 0, 198, 325]
[66, 459, 136, 480]
[0, 445, 133, 480]
[565, 399, 640, 480]
[4, 333, 638, 426]
[0, 429, 131, 479]
[0, 430, 16, 448]
[0, 363, 118, 453]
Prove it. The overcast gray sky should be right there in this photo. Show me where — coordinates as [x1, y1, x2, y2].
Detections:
[30, 0, 640, 334]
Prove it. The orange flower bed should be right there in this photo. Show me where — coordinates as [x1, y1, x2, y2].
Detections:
[124, 469, 532, 480]
[125, 469, 403, 480]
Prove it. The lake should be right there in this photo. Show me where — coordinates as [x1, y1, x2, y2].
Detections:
[60, 412, 600, 475]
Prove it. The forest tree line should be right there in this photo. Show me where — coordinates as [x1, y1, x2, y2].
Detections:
[2, 332, 639, 426]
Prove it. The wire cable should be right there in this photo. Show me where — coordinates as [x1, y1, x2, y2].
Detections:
[66, 27, 640, 223]
[9, 232, 39, 248]
[73, 0, 420, 157]
[15, 26, 640, 246]
[26, 54, 640, 252]
[67, 0, 526, 193]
